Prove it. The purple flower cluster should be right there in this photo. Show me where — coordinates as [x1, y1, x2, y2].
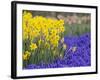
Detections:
[25, 33, 91, 69]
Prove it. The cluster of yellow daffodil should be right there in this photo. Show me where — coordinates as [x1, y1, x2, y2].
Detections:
[23, 51, 31, 61]
[22, 11, 65, 66]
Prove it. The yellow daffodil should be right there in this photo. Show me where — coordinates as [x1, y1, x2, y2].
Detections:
[22, 11, 66, 64]
[45, 42, 50, 48]
[23, 11, 32, 23]
[30, 43, 37, 50]
[23, 51, 31, 61]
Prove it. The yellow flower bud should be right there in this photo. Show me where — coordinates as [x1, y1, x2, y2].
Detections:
[63, 44, 67, 50]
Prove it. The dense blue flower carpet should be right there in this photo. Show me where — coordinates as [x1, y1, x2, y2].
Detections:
[25, 33, 91, 69]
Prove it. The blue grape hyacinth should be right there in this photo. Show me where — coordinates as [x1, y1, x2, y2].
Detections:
[25, 33, 91, 69]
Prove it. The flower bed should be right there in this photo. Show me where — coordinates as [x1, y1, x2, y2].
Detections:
[25, 33, 91, 69]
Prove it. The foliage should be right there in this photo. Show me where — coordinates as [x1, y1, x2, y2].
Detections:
[64, 24, 90, 36]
